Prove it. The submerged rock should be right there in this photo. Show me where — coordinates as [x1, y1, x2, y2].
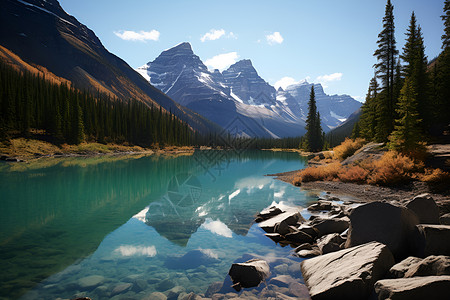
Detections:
[374, 276, 450, 300]
[111, 282, 132, 296]
[142, 291, 167, 300]
[77, 275, 105, 289]
[300, 242, 394, 300]
[164, 249, 219, 269]
[345, 201, 419, 259]
[228, 259, 270, 291]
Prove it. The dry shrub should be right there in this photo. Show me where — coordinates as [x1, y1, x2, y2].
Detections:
[419, 168, 450, 184]
[338, 165, 370, 183]
[312, 155, 321, 161]
[323, 151, 335, 159]
[367, 151, 423, 185]
[293, 162, 342, 184]
[333, 138, 366, 160]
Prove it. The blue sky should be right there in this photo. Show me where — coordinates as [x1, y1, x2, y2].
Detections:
[59, 0, 445, 102]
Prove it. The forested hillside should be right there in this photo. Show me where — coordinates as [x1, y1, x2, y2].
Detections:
[0, 61, 192, 147]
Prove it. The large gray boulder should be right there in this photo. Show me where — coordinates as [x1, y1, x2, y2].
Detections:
[258, 208, 304, 233]
[414, 224, 450, 257]
[311, 217, 349, 237]
[389, 257, 423, 278]
[405, 193, 440, 224]
[374, 276, 450, 300]
[300, 242, 394, 300]
[345, 201, 419, 259]
[404, 255, 450, 278]
[228, 259, 270, 291]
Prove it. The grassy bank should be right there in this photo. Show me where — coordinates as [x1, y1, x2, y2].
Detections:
[0, 138, 194, 161]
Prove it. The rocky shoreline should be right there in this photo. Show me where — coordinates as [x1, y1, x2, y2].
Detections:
[250, 192, 450, 299]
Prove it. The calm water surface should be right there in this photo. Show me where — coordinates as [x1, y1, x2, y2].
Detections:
[0, 150, 319, 300]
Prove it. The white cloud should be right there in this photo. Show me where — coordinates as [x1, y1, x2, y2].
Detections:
[201, 219, 233, 238]
[201, 29, 225, 42]
[201, 29, 237, 42]
[274, 76, 310, 90]
[114, 30, 160, 42]
[266, 32, 284, 45]
[205, 52, 239, 71]
[315, 73, 343, 83]
[114, 245, 157, 257]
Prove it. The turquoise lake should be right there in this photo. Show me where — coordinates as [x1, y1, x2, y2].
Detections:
[0, 150, 320, 300]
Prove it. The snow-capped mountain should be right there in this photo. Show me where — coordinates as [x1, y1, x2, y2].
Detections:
[137, 42, 361, 137]
[283, 82, 362, 129]
[222, 59, 277, 107]
[137, 43, 306, 138]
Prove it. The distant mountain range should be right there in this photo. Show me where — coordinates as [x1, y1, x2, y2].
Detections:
[0, 0, 361, 139]
[0, 0, 218, 134]
[137, 42, 362, 138]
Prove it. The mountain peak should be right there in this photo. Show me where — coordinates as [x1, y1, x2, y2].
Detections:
[170, 42, 192, 51]
[232, 59, 253, 68]
[160, 42, 194, 56]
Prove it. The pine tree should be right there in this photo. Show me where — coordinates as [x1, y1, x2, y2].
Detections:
[373, 0, 398, 142]
[304, 85, 323, 152]
[443, 0, 450, 49]
[71, 95, 85, 144]
[401, 12, 429, 131]
[435, 0, 450, 131]
[389, 77, 423, 153]
[359, 76, 379, 140]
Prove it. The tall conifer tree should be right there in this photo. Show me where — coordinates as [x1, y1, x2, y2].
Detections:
[401, 12, 429, 130]
[304, 85, 323, 152]
[373, 0, 398, 142]
[389, 77, 423, 153]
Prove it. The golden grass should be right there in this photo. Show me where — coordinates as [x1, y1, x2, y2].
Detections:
[333, 138, 366, 160]
[292, 162, 341, 184]
[0, 138, 61, 158]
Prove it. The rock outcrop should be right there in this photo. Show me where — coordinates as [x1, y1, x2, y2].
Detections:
[405, 193, 440, 224]
[374, 276, 450, 300]
[300, 242, 395, 300]
[345, 201, 419, 259]
[414, 224, 450, 257]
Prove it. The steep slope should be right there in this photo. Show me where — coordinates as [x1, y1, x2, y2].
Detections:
[0, 0, 217, 133]
[326, 108, 362, 146]
[222, 59, 276, 106]
[138, 43, 306, 138]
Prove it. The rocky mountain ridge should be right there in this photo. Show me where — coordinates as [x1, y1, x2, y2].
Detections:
[137, 42, 362, 137]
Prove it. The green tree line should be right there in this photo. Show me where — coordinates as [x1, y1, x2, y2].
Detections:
[354, 0, 450, 154]
[0, 61, 192, 146]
